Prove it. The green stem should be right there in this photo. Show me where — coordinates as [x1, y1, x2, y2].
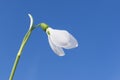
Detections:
[9, 29, 33, 80]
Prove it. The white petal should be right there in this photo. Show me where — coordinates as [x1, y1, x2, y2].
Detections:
[28, 14, 33, 30]
[47, 28, 78, 49]
[48, 36, 65, 56]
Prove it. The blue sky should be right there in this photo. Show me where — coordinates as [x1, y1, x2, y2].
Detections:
[0, 0, 120, 80]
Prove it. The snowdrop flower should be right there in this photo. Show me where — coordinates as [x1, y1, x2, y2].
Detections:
[39, 23, 78, 56]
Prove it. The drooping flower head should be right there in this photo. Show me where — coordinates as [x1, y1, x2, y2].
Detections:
[39, 23, 78, 56]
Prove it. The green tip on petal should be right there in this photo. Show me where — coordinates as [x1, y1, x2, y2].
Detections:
[39, 23, 49, 32]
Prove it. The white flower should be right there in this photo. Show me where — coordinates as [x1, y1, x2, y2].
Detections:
[46, 27, 78, 56]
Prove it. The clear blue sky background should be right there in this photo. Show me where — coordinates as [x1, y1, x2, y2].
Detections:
[0, 0, 120, 80]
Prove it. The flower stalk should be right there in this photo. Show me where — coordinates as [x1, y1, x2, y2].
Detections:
[9, 14, 34, 80]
